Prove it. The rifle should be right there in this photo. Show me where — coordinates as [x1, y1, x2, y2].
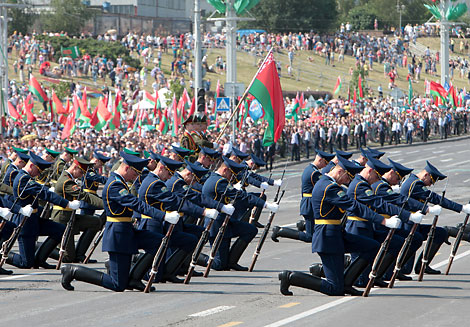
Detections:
[39, 164, 66, 220]
[445, 200, 470, 275]
[203, 168, 250, 278]
[363, 182, 416, 297]
[0, 174, 51, 268]
[56, 169, 88, 269]
[274, 161, 288, 203]
[144, 175, 195, 293]
[184, 175, 234, 284]
[83, 221, 104, 264]
[248, 173, 271, 225]
[418, 178, 449, 281]
[248, 190, 285, 272]
[388, 181, 437, 288]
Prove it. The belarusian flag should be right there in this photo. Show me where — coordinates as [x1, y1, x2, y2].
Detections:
[430, 81, 447, 103]
[408, 78, 413, 105]
[448, 85, 458, 108]
[171, 95, 179, 137]
[181, 88, 191, 120]
[29, 75, 48, 103]
[24, 93, 37, 124]
[291, 95, 300, 122]
[90, 97, 112, 131]
[333, 76, 342, 95]
[188, 96, 195, 117]
[51, 90, 67, 115]
[213, 79, 221, 114]
[109, 91, 122, 130]
[74, 94, 92, 121]
[7, 101, 23, 123]
[247, 50, 285, 146]
[61, 110, 76, 139]
[358, 75, 364, 98]
[159, 107, 170, 134]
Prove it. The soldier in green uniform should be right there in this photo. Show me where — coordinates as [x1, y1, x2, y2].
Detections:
[0, 147, 28, 182]
[36, 148, 61, 186]
[51, 158, 103, 263]
[180, 112, 213, 162]
[51, 147, 78, 184]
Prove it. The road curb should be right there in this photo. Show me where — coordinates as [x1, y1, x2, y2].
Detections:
[262, 134, 470, 172]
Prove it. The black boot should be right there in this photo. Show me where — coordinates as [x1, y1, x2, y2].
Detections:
[127, 253, 155, 292]
[228, 238, 250, 271]
[162, 250, 188, 283]
[196, 253, 208, 267]
[61, 264, 104, 291]
[296, 220, 306, 232]
[0, 267, 13, 275]
[456, 222, 470, 233]
[271, 226, 300, 243]
[373, 253, 396, 288]
[414, 242, 442, 275]
[444, 226, 470, 242]
[309, 263, 325, 277]
[34, 237, 60, 269]
[344, 258, 370, 296]
[250, 206, 264, 228]
[279, 270, 322, 296]
[75, 230, 98, 263]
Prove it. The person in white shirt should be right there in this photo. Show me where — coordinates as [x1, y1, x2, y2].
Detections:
[291, 129, 300, 161]
[341, 122, 349, 151]
[304, 127, 311, 159]
[406, 119, 414, 144]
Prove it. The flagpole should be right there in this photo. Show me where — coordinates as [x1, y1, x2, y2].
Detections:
[215, 47, 274, 143]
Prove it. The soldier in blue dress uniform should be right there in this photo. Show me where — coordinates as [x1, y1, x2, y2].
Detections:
[320, 149, 353, 174]
[5, 152, 81, 269]
[2, 150, 30, 208]
[135, 154, 219, 283]
[61, 151, 180, 292]
[345, 155, 424, 287]
[279, 156, 400, 296]
[80, 151, 111, 216]
[169, 146, 193, 162]
[272, 149, 335, 243]
[400, 161, 470, 274]
[201, 157, 279, 271]
[193, 147, 221, 185]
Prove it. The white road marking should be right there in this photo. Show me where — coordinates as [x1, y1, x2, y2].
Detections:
[433, 150, 445, 154]
[447, 159, 470, 168]
[388, 151, 402, 154]
[457, 150, 470, 154]
[264, 249, 470, 327]
[0, 272, 52, 280]
[440, 158, 453, 162]
[406, 150, 420, 154]
[280, 223, 297, 228]
[463, 178, 470, 183]
[189, 306, 236, 317]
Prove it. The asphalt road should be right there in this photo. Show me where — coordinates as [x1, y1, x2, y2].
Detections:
[1, 139, 470, 327]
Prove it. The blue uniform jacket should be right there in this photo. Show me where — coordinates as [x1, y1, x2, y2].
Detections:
[400, 174, 462, 213]
[137, 171, 205, 233]
[80, 168, 107, 210]
[166, 173, 224, 212]
[12, 170, 69, 237]
[321, 161, 336, 174]
[300, 163, 322, 218]
[372, 179, 428, 213]
[312, 175, 384, 254]
[102, 172, 166, 254]
[202, 172, 266, 238]
[345, 175, 411, 234]
[193, 161, 211, 184]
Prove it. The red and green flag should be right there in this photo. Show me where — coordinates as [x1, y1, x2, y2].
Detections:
[171, 96, 179, 137]
[159, 107, 170, 135]
[7, 101, 22, 124]
[51, 90, 68, 115]
[24, 93, 36, 124]
[61, 110, 76, 139]
[358, 75, 364, 98]
[448, 85, 458, 108]
[247, 51, 285, 146]
[90, 96, 112, 131]
[408, 78, 413, 105]
[29, 75, 48, 103]
[291, 95, 300, 122]
[333, 76, 342, 95]
[109, 91, 122, 130]
[430, 81, 447, 103]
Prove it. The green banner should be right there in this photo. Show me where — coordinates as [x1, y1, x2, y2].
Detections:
[60, 46, 80, 59]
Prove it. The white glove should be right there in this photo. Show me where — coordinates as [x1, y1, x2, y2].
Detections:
[49, 186, 55, 193]
[221, 204, 235, 215]
[19, 205, 33, 217]
[260, 182, 269, 190]
[204, 208, 219, 220]
[233, 182, 242, 191]
[391, 185, 400, 193]
[274, 179, 283, 187]
[164, 211, 180, 225]
[384, 215, 401, 229]
[68, 200, 81, 210]
[264, 202, 279, 213]
[462, 203, 470, 215]
[409, 211, 423, 224]
[428, 205, 442, 216]
[0, 207, 12, 219]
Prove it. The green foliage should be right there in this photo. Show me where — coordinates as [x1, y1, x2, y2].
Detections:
[350, 66, 368, 90]
[347, 5, 376, 30]
[36, 35, 141, 69]
[40, 0, 92, 35]
[240, 0, 338, 32]
[6, 0, 36, 35]
[50, 81, 71, 100]
[166, 80, 185, 107]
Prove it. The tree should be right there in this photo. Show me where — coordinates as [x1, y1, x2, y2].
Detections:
[347, 4, 376, 30]
[241, 0, 338, 33]
[41, 0, 92, 35]
[6, 0, 36, 35]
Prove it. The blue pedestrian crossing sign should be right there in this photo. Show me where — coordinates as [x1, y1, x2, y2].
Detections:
[216, 97, 231, 112]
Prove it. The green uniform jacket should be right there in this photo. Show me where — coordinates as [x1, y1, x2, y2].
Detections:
[51, 170, 103, 224]
[0, 159, 12, 184]
[51, 158, 67, 185]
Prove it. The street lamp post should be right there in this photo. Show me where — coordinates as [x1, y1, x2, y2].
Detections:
[396, 1, 405, 35]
